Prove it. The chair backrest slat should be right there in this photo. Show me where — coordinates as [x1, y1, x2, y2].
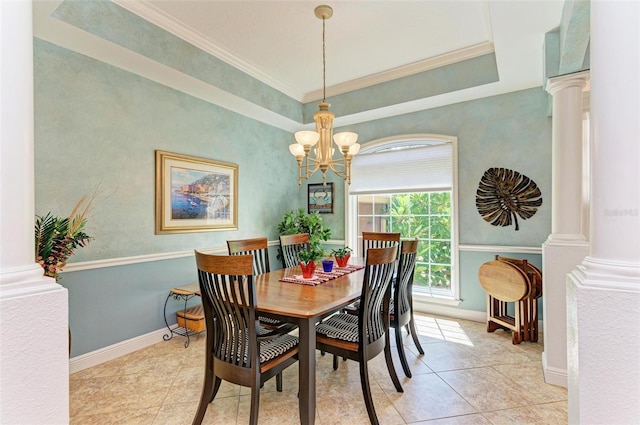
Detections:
[227, 237, 270, 275]
[360, 245, 398, 346]
[279, 233, 310, 268]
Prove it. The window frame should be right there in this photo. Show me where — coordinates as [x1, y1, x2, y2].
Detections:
[345, 134, 460, 302]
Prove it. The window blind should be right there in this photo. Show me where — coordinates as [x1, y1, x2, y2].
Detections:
[349, 143, 452, 194]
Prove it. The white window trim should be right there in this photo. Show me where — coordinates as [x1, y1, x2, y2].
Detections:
[344, 133, 460, 302]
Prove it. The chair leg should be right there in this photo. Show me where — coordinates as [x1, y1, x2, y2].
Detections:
[209, 376, 222, 403]
[384, 334, 404, 393]
[408, 316, 425, 355]
[359, 361, 379, 425]
[193, 371, 216, 425]
[394, 325, 412, 378]
[249, 382, 260, 425]
[276, 372, 283, 392]
[332, 354, 339, 370]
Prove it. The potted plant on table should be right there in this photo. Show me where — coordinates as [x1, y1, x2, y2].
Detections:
[277, 208, 331, 263]
[331, 246, 353, 268]
[298, 246, 324, 278]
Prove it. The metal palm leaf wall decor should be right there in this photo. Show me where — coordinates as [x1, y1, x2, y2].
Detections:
[476, 167, 543, 231]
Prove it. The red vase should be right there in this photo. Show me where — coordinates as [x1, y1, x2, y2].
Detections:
[335, 253, 350, 268]
[299, 261, 316, 278]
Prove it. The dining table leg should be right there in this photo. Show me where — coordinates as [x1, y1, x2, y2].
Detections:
[298, 318, 316, 425]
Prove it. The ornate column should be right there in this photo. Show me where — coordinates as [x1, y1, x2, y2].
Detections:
[542, 71, 590, 387]
[567, 1, 640, 423]
[0, 1, 69, 423]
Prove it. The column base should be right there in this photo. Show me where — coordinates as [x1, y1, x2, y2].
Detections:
[567, 263, 640, 424]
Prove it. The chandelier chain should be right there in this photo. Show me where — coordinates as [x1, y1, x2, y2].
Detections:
[322, 15, 326, 102]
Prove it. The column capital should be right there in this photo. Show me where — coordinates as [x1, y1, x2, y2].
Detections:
[546, 70, 590, 95]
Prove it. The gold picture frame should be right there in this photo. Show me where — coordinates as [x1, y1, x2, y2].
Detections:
[155, 150, 238, 234]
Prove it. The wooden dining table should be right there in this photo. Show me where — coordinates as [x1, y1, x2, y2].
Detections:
[254, 258, 366, 425]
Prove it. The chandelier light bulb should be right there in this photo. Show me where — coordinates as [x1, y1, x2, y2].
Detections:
[348, 143, 361, 156]
[295, 130, 320, 147]
[289, 143, 305, 157]
[333, 131, 358, 148]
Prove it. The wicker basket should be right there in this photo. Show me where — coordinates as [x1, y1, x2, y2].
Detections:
[176, 304, 205, 333]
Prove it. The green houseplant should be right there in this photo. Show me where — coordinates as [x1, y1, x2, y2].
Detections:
[277, 208, 331, 262]
[331, 246, 352, 267]
[35, 194, 94, 281]
[297, 246, 325, 278]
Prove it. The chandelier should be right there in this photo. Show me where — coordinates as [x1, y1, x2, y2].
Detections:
[289, 5, 360, 185]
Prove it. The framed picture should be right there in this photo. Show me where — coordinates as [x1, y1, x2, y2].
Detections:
[155, 150, 238, 234]
[308, 182, 334, 214]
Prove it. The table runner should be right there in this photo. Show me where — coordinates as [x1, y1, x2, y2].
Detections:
[279, 264, 365, 286]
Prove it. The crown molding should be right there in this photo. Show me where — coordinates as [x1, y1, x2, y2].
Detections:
[302, 41, 495, 103]
[112, 0, 303, 100]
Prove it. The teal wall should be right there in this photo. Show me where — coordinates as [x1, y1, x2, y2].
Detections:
[34, 7, 551, 356]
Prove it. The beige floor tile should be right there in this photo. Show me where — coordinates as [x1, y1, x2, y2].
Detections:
[410, 413, 493, 425]
[437, 367, 541, 412]
[236, 390, 315, 425]
[70, 407, 158, 425]
[492, 361, 568, 403]
[382, 373, 477, 423]
[316, 379, 404, 425]
[69, 313, 566, 425]
[481, 400, 568, 425]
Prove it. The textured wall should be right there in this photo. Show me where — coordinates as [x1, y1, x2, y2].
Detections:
[33, 34, 551, 358]
[348, 88, 552, 247]
[34, 39, 302, 262]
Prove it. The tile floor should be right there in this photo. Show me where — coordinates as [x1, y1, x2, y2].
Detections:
[70, 313, 567, 424]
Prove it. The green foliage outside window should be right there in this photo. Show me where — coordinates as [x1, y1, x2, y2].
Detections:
[357, 191, 452, 293]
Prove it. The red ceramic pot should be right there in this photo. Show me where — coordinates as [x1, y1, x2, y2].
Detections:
[335, 253, 350, 268]
[299, 261, 316, 278]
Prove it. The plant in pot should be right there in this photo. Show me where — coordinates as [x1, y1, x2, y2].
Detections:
[331, 246, 353, 268]
[35, 194, 95, 281]
[277, 208, 331, 262]
[320, 250, 334, 273]
[298, 246, 324, 278]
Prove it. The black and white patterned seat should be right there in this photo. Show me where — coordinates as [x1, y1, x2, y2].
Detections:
[316, 313, 360, 342]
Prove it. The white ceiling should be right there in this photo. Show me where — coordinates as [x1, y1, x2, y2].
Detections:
[33, 1, 564, 128]
[113, 0, 563, 103]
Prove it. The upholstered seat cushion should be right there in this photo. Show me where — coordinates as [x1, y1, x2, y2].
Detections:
[259, 315, 283, 325]
[315, 313, 360, 343]
[222, 333, 298, 364]
[259, 334, 299, 363]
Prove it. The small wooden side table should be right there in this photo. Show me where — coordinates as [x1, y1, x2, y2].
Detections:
[162, 283, 203, 348]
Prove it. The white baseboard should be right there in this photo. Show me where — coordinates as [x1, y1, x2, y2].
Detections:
[69, 326, 175, 374]
[413, 300, 487, 323]
[542, 351, 568, 387]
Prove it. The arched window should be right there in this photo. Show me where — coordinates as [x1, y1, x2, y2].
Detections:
[346, 134, 459, 300]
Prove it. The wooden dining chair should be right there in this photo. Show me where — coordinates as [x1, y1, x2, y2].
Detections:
[342, 239, 424, 378]
[227, 237, 271, 275]
[315, 245, 403, 425]
[279, 233, 310, 268]
[227, 237, 284, 329]
[192, 251, 299, 425]
[390, 239, 423, 377]
[361, 231, 401, 257]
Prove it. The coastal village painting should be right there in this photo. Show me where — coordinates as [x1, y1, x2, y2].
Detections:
[171, 167, 230, 220]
